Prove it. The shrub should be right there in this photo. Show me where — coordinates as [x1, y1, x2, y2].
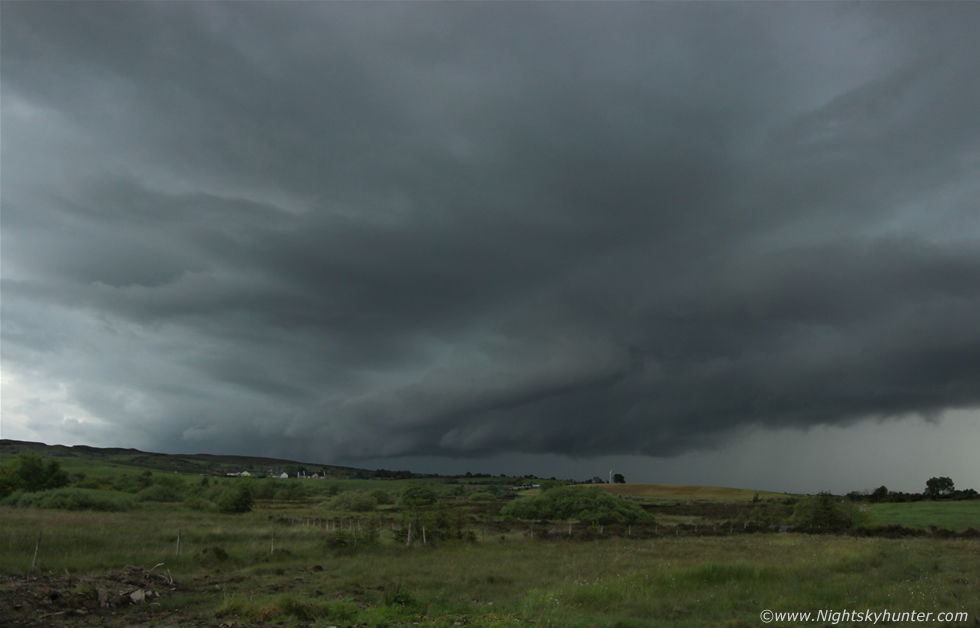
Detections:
[399, 484, 437, 508]
[278, 482, 306, 501]
[217, 483, 256, 514]
[0, 452, 70, 497]
[790, 492, 861, 531]
[501, 487, 652, 522]
[370, 488, 393, 505]
[468, 492, 497, 502]
[135, 484, 184, 502]
[254, 480, 278, 500]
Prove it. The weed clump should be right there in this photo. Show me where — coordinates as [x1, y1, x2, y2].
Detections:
[197, 545, 230, 565]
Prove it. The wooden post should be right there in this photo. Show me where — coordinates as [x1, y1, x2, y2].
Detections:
[271, 528, 275, 554]
[31, 531, 42, 570]
[422, 525, 426, 546]
[176, 529, 181, 557]
[406, 523, 413, 548]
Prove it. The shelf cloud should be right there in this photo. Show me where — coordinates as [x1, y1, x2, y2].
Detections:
[3, 3, 978, 489]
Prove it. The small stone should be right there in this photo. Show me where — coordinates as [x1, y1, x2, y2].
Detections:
[130, 589, 146, 603]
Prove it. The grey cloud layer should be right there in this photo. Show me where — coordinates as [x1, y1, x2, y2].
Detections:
[2, 3, 978, 462]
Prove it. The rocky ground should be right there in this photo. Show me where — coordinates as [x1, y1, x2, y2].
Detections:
[0, 566, 230, 627]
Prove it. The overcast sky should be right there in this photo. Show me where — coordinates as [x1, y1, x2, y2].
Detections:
[2, 2, 978, 494]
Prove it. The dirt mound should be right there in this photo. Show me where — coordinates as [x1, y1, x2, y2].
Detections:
[0, 565, 178, 627]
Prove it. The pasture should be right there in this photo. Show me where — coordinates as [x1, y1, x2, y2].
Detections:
[2, 445, 977, 627]
[2, 499, 978, 627]
[862, 501, 980, 532]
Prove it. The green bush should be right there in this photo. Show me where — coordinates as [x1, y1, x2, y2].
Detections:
[790, 492, 862, 531]
[217, 483, 256, 514]
[468, 492, 497, 502]
[0, 452, 70, 497]
[399, 484, 437, 508]
[254, 480, 278, 500]
[500, 487, 652, 522]
[3, 488, 136, 511]
[278, 482, 306, 501]
[370, 488, 393, 505]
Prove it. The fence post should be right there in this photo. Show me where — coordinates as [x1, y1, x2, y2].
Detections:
[32, 531, 42, 570]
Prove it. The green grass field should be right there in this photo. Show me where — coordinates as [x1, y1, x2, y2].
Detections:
[1, 504, 978, 627]
[2, 445, 978, 626]
[862, 501, 980, 531]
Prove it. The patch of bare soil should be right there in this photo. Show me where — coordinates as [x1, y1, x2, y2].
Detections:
[0, 565, 202, 627]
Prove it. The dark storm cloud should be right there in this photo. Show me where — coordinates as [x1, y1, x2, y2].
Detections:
[2, 2, 978, 463]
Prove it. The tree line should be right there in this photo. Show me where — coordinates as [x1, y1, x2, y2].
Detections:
[847, 477, 977, 503]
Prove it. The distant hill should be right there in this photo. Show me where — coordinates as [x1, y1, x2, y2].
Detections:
[0, 439, 417, 480]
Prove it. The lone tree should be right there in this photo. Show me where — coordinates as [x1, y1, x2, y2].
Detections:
[925, 477, 955, 499]
[612, 473, 626, 484]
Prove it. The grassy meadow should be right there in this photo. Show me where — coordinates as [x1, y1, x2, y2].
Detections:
[1, 445, 978, 627]
[2, 495, 979, 627]
[862, 501, 980, 532]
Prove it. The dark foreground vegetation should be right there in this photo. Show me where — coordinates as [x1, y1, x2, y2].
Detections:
[1, 444, 977, 627]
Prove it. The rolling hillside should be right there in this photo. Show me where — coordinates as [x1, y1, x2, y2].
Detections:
[0, 439, 391, 480]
